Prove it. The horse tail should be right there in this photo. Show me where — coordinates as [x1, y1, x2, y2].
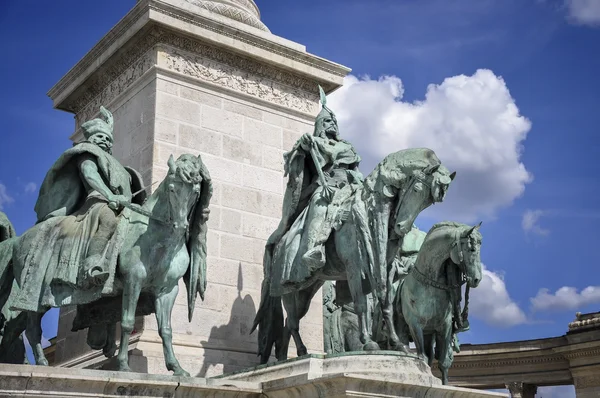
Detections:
[251, 278, 284, 364]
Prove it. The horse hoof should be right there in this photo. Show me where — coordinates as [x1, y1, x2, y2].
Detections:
[117, 363, 134, 373]
[363, 341, 380, 351]
[297, 348, 308, 357]
[103, 344, 117, 358]
[173, 368, 190, 377]
[392, 343, 410, 355]
[37, 358, 49, 366]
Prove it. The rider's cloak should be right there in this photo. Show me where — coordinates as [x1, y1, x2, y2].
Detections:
[263, 137, 361, 296]
[11, 143, 142, 312]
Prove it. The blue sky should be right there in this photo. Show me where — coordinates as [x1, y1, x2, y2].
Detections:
[0, 0, 598, 389]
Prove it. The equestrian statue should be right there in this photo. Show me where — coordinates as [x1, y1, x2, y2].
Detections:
[252, 86, 456, 364]
[0, 106, 212, 376]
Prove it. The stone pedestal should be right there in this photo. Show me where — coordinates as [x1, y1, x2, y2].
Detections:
[218, 352, 510, 397]
[47, 0, 350, 376]
[0, 360, 509, 398]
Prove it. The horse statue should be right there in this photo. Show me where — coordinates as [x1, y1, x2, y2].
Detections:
[253, 147, 456, 364]
[0, 211, 28, 365]
[396, 221, 483, 384]
[0, 153, 212, 376]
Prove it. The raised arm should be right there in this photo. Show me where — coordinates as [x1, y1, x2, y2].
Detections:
[78, 155, 128, 208]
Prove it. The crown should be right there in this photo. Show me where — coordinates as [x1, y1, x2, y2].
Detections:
[81, 106, 114, 141]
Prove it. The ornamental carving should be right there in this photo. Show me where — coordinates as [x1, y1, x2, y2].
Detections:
[70, 26, 320, 123]
[184, 0, 269, 32]
[75, 50, 156, 125]
[160, 45, 318, 114]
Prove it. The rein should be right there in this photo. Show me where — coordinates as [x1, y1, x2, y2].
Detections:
[411, 266, 466, 291]
[409, 228, 472, 331]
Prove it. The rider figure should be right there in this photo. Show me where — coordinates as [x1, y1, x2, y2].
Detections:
[294, 90, 363, 271]
[77, 111, 132, 286]
[34, 106, 139, 289]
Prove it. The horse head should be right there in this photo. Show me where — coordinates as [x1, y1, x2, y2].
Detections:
[370, 148, 455, 237]
[450, 222, 483, 288]
[162, 153, 208, 232]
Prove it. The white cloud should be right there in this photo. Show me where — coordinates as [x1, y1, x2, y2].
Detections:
[565, 0, 600, 26]
[469, 265, 527, 327]
[328, 69, 532, 222]
[537, 385, 576, 398]
[0, 183, 14, 210]
[531, 285, 600, 311]
[522, 209, 550, 236]
[24, 182, 37, 194]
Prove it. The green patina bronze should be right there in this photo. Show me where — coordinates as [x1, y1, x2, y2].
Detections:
[0, 212, 28, 365]
[252, 87, 456, 364]
[0, 107, 212, 376]
[324, 222, 481, 385]
[395, 221, 483, 384]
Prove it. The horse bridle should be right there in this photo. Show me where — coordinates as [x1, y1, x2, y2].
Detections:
[410, 230, 469, 291]
[124, 179, 199, 231]
[392, 165, 441, 229]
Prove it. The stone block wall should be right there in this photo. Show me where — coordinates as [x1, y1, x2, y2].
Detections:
[131, 72, 324, 376]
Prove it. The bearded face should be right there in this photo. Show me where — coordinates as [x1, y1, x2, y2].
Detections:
[89, 133, 113, 154]
[318, 115, 339, 139]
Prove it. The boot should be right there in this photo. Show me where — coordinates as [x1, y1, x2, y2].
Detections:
[79, 254, 109, 288]
[302, 245, 326, 271]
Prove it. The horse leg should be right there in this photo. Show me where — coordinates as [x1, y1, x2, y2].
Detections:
[25, 311, 48, 366]
[282, 281, 323, 357]
[103, 323, 117, 358]
[393, 307, 411, 355]
[347, 268, 379, 351]
[282, 293, 306, 357]
[407, 321, 426, 362]
[424, 333, 434, 367]
[275, 320, 292, 361]
[383, 266, 401, 350]
[155, 284, 189, 376]
[116, 267, 145, 372]
[436, 320, 453, 385]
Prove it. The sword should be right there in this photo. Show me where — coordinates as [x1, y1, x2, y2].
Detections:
[308, 138, 334, 203]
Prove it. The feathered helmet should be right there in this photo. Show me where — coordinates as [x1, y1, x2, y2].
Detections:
[81, 106, 114, 141]
[313, 85, 339, 138]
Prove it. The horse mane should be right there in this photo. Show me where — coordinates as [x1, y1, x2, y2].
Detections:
[363, 148, 441, 190]
[173, 154, 207, 184]
[427, 221, 482, 242]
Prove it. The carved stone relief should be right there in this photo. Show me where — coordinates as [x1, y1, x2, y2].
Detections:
[70, 26, 320, 123]
[159, 45, 319, 114]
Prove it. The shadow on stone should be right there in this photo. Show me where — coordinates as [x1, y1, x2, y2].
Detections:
[197, 263, 257, 377]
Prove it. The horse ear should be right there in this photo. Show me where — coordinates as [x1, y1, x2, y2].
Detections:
[425, 164, 441, 175]
[450, 171, 456, 181]
[168, 154, 176, 174]
[464, 222, 482, 237]
[382, 185, 396, 198]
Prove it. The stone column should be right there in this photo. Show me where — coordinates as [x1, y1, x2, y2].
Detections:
[505, 382, 537, 398]
[47, 0, 350, 376]
[571, 370, 600, 397]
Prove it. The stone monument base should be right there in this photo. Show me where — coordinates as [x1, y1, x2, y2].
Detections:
[0, 354, 508, 397]
[218, 352, 509, 397]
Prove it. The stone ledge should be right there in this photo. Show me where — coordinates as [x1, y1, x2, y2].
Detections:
[0, 355, 508, 398]
[0, 364, 261, 398]
[219, 352, 509, 397]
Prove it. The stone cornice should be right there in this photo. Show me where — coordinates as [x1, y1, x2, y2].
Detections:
[48, 0, 350, 113]
[47, 1, 150, 107]
[441, 327, 600, 390]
